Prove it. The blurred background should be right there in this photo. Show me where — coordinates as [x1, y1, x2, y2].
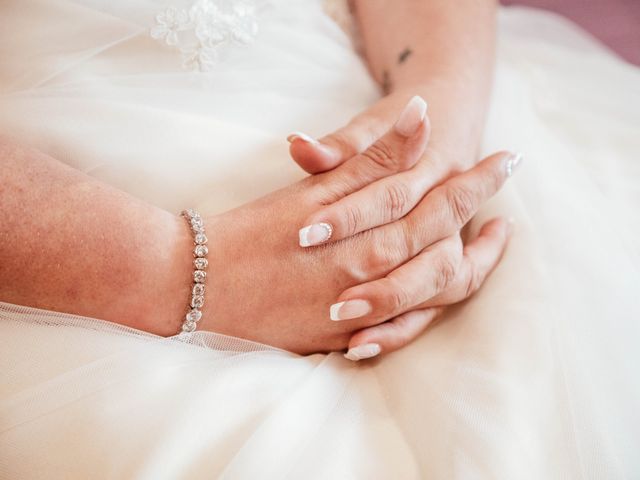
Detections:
[502, 0, 640, 65]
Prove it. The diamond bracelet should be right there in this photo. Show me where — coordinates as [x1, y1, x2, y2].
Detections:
[179, 209, 209, 334]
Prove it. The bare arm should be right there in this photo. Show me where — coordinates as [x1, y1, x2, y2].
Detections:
[0, 115, 514, 355]
[352, 0, 497, 164]
[0, 137, 192, 336]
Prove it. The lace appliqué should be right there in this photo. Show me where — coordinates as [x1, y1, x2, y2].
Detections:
[151, 0, 259, 72]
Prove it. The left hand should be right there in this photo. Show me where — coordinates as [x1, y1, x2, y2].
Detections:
[288, 94, 517, 359]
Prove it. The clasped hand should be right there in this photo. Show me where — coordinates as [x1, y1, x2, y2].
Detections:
[201, 96, 520, 360]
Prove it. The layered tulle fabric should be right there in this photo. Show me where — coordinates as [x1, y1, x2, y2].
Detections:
[1, 1, 639, 478]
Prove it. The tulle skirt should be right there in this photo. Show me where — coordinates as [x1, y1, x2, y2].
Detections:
[1, 0, 639, 478]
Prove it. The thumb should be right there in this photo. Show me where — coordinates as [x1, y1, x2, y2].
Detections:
[287, 114, 388, 174]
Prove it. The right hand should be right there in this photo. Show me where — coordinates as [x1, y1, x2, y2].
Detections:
[197, 102, 516, 356]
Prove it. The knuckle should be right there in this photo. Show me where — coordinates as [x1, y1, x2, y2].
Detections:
[389, 315, 413, 345]
[382, 181, 411, 221]
[465, 260, 485, 298]
[365, 244, 391, 275]
[362, 139, 398, 170]
[330, 131, 355, 154]
[385, 278, 411, 314]
[443, 183, 477, 227]
[364, 228, 409, 276]
[434, 252, 459, 292]
[342, 204, 364, 237]
[399, 217, 419, 259]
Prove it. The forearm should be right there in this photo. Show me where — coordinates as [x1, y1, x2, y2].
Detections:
[352, 0, 498, 163]
[0, 137, 192, 336]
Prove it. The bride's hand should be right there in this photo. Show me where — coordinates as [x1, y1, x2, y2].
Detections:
[203, 98, 517, 357]
[287, 95, 521, 359]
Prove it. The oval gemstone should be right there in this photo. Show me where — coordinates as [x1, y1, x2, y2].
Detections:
[194, 245, 208, 257]
[182, 320, 197, 332]
[191, 295, 205, 308]
[195, 233, 208, 245]
[186, 309, 202, 323]
[194, 258, 208, 270]
[194, 270, 206, 283]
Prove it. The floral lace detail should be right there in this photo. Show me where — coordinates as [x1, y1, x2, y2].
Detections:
[151, 0, 259, 72]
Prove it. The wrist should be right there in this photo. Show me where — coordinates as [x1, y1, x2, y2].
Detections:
[152, 210, 223, 337]
[133, 211, 194, 337]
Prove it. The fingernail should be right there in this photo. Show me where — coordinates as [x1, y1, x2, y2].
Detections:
[394, 95, 428, 137]
[505, 152, 524, 177]
[299, 222, 333, 247]
[287, 131, 319, 145]
[344, 343, 381, 361]
[507, 217, 516, 235]
[329, 299, 372, 321]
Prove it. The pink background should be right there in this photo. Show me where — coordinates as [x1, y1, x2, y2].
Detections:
[502, 0, 640, 65]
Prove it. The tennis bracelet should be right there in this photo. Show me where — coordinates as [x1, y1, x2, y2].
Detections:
[179, 209, 208, 334]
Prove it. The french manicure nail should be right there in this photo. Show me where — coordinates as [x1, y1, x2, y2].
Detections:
[287, 131, 319, 145]
[505, 152, 524, 177]
[329, 299, 372, 321]
[394, 95, 428, 137]
[344, 343, 381, 361]
[507, 217, 516, 235]
[299, 222, 333, 247]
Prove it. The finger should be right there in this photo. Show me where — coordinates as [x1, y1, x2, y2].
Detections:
[287, 108, 392, 174]
[343, 308, 443, 361]
[300, 154, 445, 244]
[396, 150, 523, 258]
[338, 217, 512, 361]
[424, 216, 513, 307]
[298, 97, 430, 247]
[287, 122, 377, 174]
[323, 96, 429, 196]
[328, 235, 462, 324]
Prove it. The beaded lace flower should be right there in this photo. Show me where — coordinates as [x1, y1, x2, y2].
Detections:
[151, 0, 259, 72]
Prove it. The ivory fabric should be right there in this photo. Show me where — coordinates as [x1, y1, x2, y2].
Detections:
[1, 1, 639, 478]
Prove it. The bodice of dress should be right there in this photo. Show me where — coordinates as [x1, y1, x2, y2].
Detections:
[147, 0, 355, 71]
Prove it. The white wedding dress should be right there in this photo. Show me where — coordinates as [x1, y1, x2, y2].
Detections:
[1, 0, 639, 478]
